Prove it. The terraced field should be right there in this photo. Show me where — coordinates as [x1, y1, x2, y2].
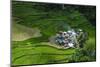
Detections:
[12, 22, 76, 65]
[12, 1, 96, 66]
[12, 42, 76, 65]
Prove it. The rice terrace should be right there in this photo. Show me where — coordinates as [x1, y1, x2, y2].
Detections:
[12, 1, 96, 66]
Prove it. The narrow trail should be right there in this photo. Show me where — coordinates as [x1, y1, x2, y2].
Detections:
[40, 42, 71, 49]
[13, 42, 71, 50]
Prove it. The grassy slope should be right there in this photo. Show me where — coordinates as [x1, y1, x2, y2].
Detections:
[12, 23, 41, 41]
[12, 1, 96, 65]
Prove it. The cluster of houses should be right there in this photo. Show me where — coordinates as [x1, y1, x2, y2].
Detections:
[55, 29, 86, 48]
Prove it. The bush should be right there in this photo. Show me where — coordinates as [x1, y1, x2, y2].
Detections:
[68, 38, 96, 62]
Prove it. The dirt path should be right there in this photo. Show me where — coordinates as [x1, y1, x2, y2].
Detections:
[12, 23, 42, 41]
[40, 42, 70, 49]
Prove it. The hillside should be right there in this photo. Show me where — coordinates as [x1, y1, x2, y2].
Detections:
[12, 1, 96, 66]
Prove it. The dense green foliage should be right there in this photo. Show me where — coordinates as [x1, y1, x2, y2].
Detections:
[12, 1, 96, 66]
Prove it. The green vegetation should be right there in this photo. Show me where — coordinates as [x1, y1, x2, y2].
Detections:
[12, 1, 96, 66]
[12, 43, 75, 65]
[68, 38, 96, 62]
